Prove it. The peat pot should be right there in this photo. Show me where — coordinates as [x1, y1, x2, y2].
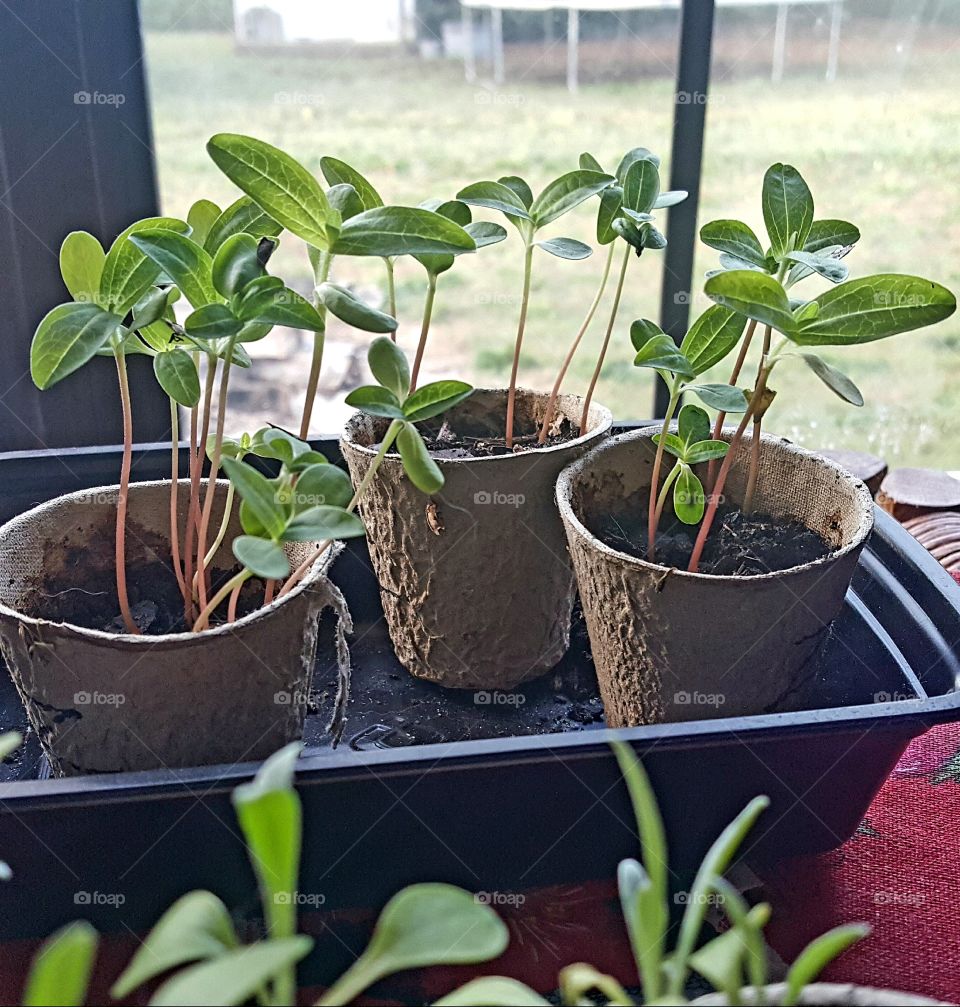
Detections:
[341, 387, 612, 690]
[693, 983, 945, 1005]
[0, 480, 345, 776]
[557, 426, 874, 727]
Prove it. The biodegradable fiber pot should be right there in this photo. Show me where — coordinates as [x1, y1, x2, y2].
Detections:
[341, 388, 612, 690]
[0, 481, 347, 776]
[557, 426, 874, 727]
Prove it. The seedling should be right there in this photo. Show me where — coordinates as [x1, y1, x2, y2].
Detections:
[437, 742, 870, 1006]
[629, 307, 749, 560]
[206, 134, 476, 438]
[190, 338, 473, 632]
[684, 163, 957, 573]
[18, 742, 507, 1007]
[651, 404, 730, 528]
[456, 166, 616, 446]
[539, 148, 687, 443]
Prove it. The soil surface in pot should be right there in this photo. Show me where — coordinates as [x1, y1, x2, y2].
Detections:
[24, 521, 264, 635]
[418, 405, 580, 459]
[596, 502, 831, 576]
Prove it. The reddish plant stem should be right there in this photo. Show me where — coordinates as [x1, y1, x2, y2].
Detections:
[688, 363, 773, 573]
[263, 579, 276, 606]
[409, 272, 437, 393]
[505, 243, 535, 449]
[742, 325, 772, 515]
[538, 243, 615, 444]
[113, 350, 140, 635]
[196, 342, 236, 611]
[646, 387, 681, 562]
[707, 318, 759, 487]
[580, 243, 631, 434]
[184, 356, 216, 619]
[227, 579, 243, 623]
[169, 399, 188, 606]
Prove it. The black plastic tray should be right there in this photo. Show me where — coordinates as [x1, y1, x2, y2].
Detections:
[1, 432, 959, 942]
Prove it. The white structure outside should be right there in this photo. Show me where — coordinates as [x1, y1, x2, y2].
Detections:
[234, 0, 415, 46]
[459, 0, 845, 91]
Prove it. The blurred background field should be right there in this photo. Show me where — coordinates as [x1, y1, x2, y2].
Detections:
[142, 1, 960, 465]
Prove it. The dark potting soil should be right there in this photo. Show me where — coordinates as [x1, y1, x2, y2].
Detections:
[597, 502, 831, 576]
[418, 413, 580, 459]
[25, 520, 264, 635]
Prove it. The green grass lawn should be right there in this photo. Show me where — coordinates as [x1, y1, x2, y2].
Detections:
[143, 30, 960, 465]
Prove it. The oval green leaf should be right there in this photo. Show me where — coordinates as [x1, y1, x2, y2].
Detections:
[221, 457, 286, 539]
[319, 156, 384, 210]
[680, 305, 748, 375]
[530, 169, 615, 228]
[212, 232, 263, 298]
[368, 335, 410, 400]
[456, 180, 532, 222]
[703, 270, 798, 336]
[283, 505, 366, 542]
[129, 230, 219, 309]
[699, 219, 767, 268]
[154, 348, 201, 406]
[60, 231, 105, 305]
[799, 353, 864, 406]
[403, 380, 473, 423]
[292, 463, 354, 510]
[23, 922, 98, 1007]
[688, 383, 749, 413]
[318, 282, 397, 333]
[31, 302, 122, 389]
[397, 422, 443, 494]
[333, 206, 476, 257]
[204, 195, 283, 253]
[535, 236, 592, 260]
[762, 162, 814, 259]
[344, 385, 405, 419]
[185, 303, 243, 341]
[99, 216, 190, 315]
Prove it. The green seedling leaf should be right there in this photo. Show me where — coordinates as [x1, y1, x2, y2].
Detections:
[782, 924, 870, 1006]
[611, 743, 669, 1001]
[185, 303, 243, 341]
[784, 249, 848, 284]
[559, 963, 633, 1006]
[284, 506, 366, 542]
[0, 731, 21, 761]
[205, 195, 283, 253]
[327, 183, 365, 222]
[154, 348, 201, 407]
[23, 921, 98, 1007]
[318, 282, 397, 333]
[668, 795, 770, 992]
[333, 206, 475, 257]
[798, 353, 864, 405]
[424, 198, 472, 226]
[699, 219, 768, 268]
[99, 216, 190, 315]
[653, 190, 688, 209]
[633, 333, 695, 378]
[319, 156, 384, 210]
[791, 274, 957, 345]
[151, 936, 313, 1007]
[130, 285, 170, 331]
[317, 884, 509, 1007]
[465, 220, 508, 248]
[762, 162, 814, 259]
[498, 175, 534, 209]
[436, 977, 549, 1006]
[111, 891, 238, 999]
[803, 218, 860, 254]
[456, 180, 532, 222]
[187, 199, 222, 248]
[707, 878, 771, 994]
[251, 426, 302, 463]
[616, 147, 660, 182]
[397, 423, 443, 494]
[597, 186, 624, 244]
[292, 463, 354, 510]
[685, 440, 730, 465]
[674, 465, 705, 524]
[344, 385, 405, 419]
[704, 270, 798, 336]
[688, 383, 749, 413]
[233, 536, 292, 578]
[31, 302, 122, 389]
[620, 208, 655, 225]
[622, 157, 660, 214]
[239, 285, 325, 332]
[368, 335, 410, 401]
[680, 305, 748, 375]
[402, 380, 474, 423]
[579, 152, 604, 172]
[535, 236, 592, 260]
[689, 903, 770, 999]
[212, 233, 263, 298]
[678, 403, 711, 446]
[232, 742, 302, 945]
[794, 299, 820, 323]
[208, 133, 333, 250]
[60, 230, 105, 305]
[530, 169, 615, 228]
[629, 318, 665, 350]
[653, 431, 686, 459]
[129, 230, 219, 309]
[221, 457, 285, 539]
